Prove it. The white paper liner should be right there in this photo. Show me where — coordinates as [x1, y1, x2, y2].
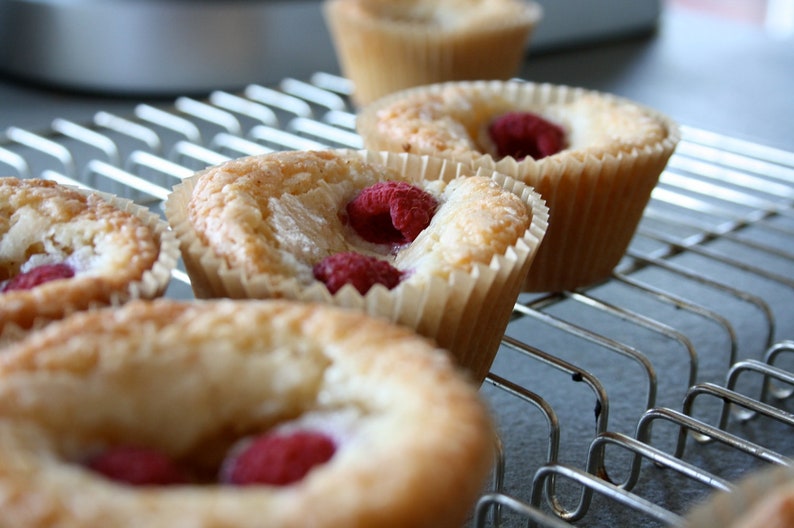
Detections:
[357, 80, 681, 291]
[0, 188, 179, 346]
[323, 0, 542, 106]
[166, 150, 548, 383]
[92, 190, 180, 303]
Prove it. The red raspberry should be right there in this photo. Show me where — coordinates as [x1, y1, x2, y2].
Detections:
[222, 431, 336, 486]
[488, 111, 567, 160]
[313, 252, 402, 294]
[2, 262, 75, 293]
[85, 446, 189, 486]
[346, 181, 438, 244]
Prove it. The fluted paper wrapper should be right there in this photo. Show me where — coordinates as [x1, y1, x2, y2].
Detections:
[357, 80, 681, 292]
[323, 0, 542, 107]
[484, 146, 674, 292]
[0, 190, 179, 348]
[684, 465, 794, 528]
[166, 150, 548, 383]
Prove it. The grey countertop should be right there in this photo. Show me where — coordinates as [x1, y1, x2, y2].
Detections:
[1, 5, 792, 150]
[517, 5, 794, 152]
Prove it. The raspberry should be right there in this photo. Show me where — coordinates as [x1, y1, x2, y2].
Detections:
[346, 181, 438, 244]
[488, 111, 567, 161]
[313, 252, 403, 294]
[2, 262, 75, 293]
[85, 446, 189, 486]
[221, 431, 336, 486]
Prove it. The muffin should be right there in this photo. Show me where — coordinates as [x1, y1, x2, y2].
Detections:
[0, 298, 496, 528]
[356, 80, 681, 292]
[165, 149, 548, 383]
[323, 0, 543, 106]
[684, 465, 794, 528]
[0, 178, 179, 343]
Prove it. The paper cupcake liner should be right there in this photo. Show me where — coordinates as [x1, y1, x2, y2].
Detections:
[489, 147, 674, 291]
[323, 0, 542, 107]
[95, 191, 180, 303]
[357, 80, 681, 292]
[0, 189, 179, 346]
[166, 150, 548, 383]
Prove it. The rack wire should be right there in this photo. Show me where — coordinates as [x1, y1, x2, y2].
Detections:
[2, 72, 792, 527]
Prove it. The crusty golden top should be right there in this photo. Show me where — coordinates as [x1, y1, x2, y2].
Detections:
[0, 299, 495, 528]
[0, 178, 158, 281]
[185, 150, 531, 285]
[358, 81, 672, 162]
[0, 178, 164, 331]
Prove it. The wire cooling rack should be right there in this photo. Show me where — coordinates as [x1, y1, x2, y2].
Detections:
[1, 72, 792, 527]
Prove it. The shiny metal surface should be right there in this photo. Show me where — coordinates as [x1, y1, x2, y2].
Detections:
[0, 0, 337, 94]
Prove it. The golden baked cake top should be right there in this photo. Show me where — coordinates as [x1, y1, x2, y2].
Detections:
[0, 298, 495, 527]
[1, 178, 158, 289]
[0, 177, 175, 331]
[359, 80, 673, 163]
[0, 177, 179, 341]
[185, 149, 532, 287]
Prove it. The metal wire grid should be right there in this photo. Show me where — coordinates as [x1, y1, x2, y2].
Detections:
[1, 72, 792, 527]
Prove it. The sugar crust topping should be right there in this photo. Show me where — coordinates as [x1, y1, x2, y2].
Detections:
[0, 178, 159, 297]
[367, 84, 670, 161]
[186, 150, 531, 287]
[0, 299, 495, 527]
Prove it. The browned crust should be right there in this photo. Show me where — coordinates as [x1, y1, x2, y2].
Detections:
[176, 149, 531, 282]
[0, 178, 175, 335]
[356, 80, 675, 164]
[0, 299, 495, 528]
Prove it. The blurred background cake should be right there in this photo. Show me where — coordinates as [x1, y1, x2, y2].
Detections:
[323, 0, 543, 106]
